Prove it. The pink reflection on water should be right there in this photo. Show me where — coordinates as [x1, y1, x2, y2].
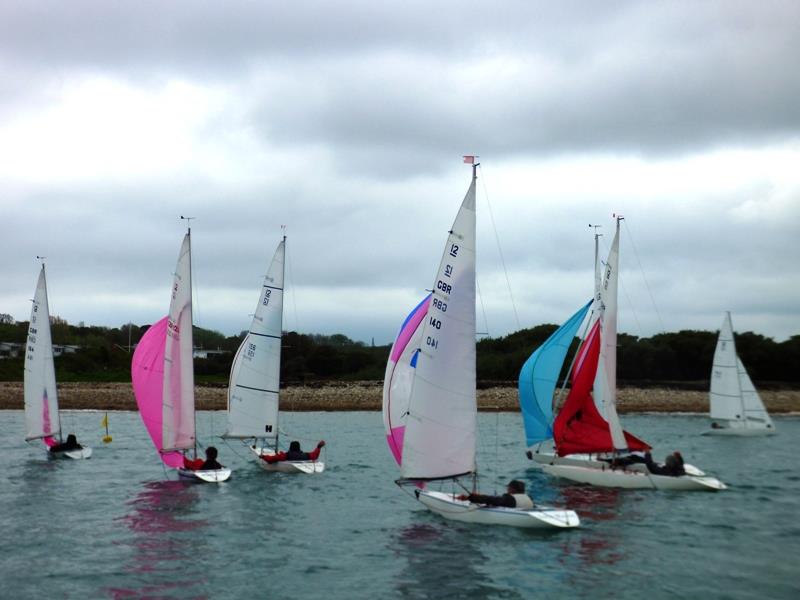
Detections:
[109, 481, 210, 599]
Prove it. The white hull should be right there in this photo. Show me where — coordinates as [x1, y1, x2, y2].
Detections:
[702, 422, 777, 437]
[178, 467, 232, 483]
[416, 490, 580, 529]
[531, 453, 726, 491]
[49, 446, 93, 460]
[252, 446, 325, 474]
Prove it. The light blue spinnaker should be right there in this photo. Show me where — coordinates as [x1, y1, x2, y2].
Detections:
[518, 300, 592, 447]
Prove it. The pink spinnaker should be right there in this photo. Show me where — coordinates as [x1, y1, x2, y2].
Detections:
[131, 316, 184, 468]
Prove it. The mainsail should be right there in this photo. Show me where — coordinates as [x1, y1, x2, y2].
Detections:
[392, 171, 477, 481]
[225, 237, 286, 441]
[518, 300, 592, 447]
[23, 265, 60, 444]
[596, 222, 628, 451]
[162, 232, 196, 453]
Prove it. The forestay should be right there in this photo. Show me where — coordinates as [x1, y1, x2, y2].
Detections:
[225, 238, 286, 441]
[23, 266, 60, 443]
[398, 175, 477, 481]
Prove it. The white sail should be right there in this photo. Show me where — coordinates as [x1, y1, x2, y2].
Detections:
[225, 237, 285, 441]
[738, 358, 773, 427]
[709, 312, 774, 429]
[709, 312, 742, 421]
[162, 232, 196, 452]
[23, 265, 60, 441]
[400, 173, 477, 481]
[597, 220, 628, 451]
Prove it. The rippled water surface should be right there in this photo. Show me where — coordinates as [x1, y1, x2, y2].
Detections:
[1, 410, 797, 599]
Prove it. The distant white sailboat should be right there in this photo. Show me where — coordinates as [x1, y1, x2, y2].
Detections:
[704, 312, 776, 436]
[526, 218, 726, 491]
[383, 161, 579, 529]
[224, 236, 324, 474]
[131, 226, 231, 483]
[24, 263, 92, 460]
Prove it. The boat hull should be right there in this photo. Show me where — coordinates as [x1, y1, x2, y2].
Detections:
[178, 467, 232, 483]
[416, 490, 580, 529]
[252, 447, 325, 474]
[701, 422, 777, 437]
[49, 446, 93, 460]
[531, 453, 726, 491]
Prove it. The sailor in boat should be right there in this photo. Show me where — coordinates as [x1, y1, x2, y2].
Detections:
[456, 480, 534, 509]
[643, 451, 686, 477]
[260, 440, 325, 464]
[48, 433, 83, 454]
[184, 446, 225, 471]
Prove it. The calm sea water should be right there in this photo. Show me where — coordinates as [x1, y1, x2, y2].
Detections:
[1, 410, 797, 599]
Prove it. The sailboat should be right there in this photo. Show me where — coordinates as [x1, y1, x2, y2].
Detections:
[382, 162, 579, 529]
[223, 236, 324, 474]
[24, 263, 92, 459]
[703, 312, 776, 436]
[525, 218, 726, 491]
[131, 227, 231, 483]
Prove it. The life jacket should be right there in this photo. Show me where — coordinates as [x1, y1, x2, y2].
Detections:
[511, 494, 534, 509]
[286, 449, 310, 461]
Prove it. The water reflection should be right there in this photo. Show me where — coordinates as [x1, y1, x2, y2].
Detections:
[557, 485, 629, 567]
[110, 480, 209, 599]
[391, 521, 523, 599]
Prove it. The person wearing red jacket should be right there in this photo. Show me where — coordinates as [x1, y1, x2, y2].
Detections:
[261, 440, 325, 463]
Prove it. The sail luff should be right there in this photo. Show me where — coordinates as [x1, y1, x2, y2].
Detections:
[399, 173, 477, 481]
[225, 238, 285, 440]
[23, 265, 60, 442]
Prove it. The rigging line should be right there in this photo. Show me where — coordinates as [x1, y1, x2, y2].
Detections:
[284, 240, 300, 334]
[622, 219, 665, 333]
[479, 164, 520, 330]
[599, 234, 643, 337]
[476, 279, 490, 338]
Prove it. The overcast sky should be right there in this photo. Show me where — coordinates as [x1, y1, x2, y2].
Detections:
[1, 0, 798, 345]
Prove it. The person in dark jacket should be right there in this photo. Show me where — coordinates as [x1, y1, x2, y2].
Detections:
[184, 446, 225, 471]
[261, 440, 325, 464]
[200, 446, 223, 470]
[645, 451, 685, 477]
[456, 480, 534, 509]
[49, 433, 83, 453]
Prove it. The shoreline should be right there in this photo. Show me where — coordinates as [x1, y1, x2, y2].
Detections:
[2, 381, 799, 413]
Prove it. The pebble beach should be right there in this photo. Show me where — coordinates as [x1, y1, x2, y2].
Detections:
[1, 381, 798, 413]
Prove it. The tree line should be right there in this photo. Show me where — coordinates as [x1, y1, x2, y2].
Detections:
[0, 315, 797, 386]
